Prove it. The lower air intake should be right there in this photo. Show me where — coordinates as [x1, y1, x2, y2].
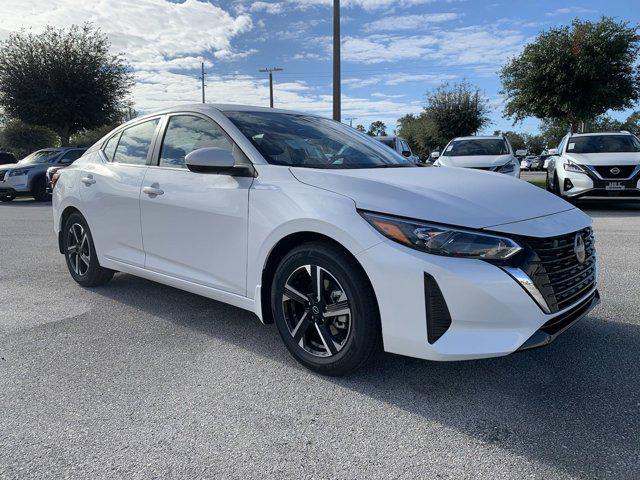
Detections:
[424, 273, 452, 344]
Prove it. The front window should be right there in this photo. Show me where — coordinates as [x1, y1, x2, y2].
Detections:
[18, 150, 59, 165]
[444, 139, 509, 156]
[224, 111, 414, 169]
[566, 135, 640, 154]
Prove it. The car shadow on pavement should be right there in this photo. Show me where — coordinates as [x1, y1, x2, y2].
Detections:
[93, 273, 639, 478]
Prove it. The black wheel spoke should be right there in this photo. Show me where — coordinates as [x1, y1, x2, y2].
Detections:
[292, 312, 312, 343]
[283, 285, 309, 305]
[315, 323, 338, 355]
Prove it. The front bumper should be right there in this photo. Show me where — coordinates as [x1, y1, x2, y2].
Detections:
[356, 238, 597, 361]
[0, 182, 17, 197]
[563, 166, 640, 198]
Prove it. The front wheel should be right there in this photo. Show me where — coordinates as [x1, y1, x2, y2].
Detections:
[271, 242, 380, 376]
[0, 195, 15, 202]
[31, 177, 51, 202]
[63, 212, 114, 287]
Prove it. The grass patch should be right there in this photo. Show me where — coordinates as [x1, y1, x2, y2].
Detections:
[527, 177, 547, 189]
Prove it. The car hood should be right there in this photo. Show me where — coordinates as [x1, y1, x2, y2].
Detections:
[290, 166, 579, 231]
[438, 154, 513, 168]
[565, 152, 640, 166]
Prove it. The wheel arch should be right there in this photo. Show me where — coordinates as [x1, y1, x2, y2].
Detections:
[57, 205, 83, 254]
[259, 231, 378, 325]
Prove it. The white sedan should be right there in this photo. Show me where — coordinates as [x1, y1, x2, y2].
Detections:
[52, 105, 599, 375]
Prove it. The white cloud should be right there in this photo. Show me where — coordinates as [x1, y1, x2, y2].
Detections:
[0, 0, 253, 64]
[344, 73, 456, 88]
[250, 2, 284, 14]
[363, 12, 460, 32]
[545, 6, 596, 17]
[287, 0, 440, 11]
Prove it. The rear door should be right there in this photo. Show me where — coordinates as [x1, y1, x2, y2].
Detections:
[79, 117, 161, 267]
[139, 113, 252, 295]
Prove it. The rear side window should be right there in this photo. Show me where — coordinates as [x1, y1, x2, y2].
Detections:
[103, 133, 120, 161]
[159, 115, 234, 168]
[113, 119, 159, 165]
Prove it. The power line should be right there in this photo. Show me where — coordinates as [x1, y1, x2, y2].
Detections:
[259, 67, 283, 108]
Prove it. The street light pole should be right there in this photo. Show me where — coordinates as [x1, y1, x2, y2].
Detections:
[200, 62, 206, 104]
[333, 0, 341, 121]
[259, 67, 283, 108]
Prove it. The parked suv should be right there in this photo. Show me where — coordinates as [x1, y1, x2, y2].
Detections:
[0, 147, 86, 202]
[431, 135, 524, 177]
[374, 136, 420, 163]
[546, 131, 640, 199]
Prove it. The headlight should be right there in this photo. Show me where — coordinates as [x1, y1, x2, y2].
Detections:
[360, 211, 522, 260]
[563, 161, 585, 174]
[9, 168, 30, 176]
[498, 161, 516, 174]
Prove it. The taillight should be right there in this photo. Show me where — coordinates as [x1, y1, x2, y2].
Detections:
[50, 172, 61, 189]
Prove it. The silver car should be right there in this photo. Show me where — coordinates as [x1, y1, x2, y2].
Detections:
[0, 147, 86, 202]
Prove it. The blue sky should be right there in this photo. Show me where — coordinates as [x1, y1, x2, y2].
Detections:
[1, 0, 637, 133]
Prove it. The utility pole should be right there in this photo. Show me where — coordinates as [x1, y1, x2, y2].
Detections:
[259, 67, 283, 108]
[200, 62, 206, 103]
[345, 117, 357, 127]
[333, 0, 341, 122]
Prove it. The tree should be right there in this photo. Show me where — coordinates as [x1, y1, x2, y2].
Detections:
[0, 24, 133, 146]
[424, 81, 490, 142]
[70, 124, 118, 147]
[498, 131, 527, 151]
[397, 81, 490, 157]
[540, 118, 570, 149]
[525, 134, 545, 155]
[500, 17, 640, 131]
[355, 124, 365, 132]
[0, 119, 57, 157]
[367, 121, 387, 136]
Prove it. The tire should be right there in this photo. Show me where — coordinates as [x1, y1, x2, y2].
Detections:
[31, 177, 51, 202]
[0, 195, 15, 202]
[63, 212, 114, 287]
[271, 242, 380, 376]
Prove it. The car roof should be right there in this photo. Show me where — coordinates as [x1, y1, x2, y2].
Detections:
[569, 131, 632, 137]
[452, 136, 504, 141]
[129, 103, 318, 124]
[376, 136, 397, 141]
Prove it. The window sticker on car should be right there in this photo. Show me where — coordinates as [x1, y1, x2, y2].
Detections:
[446, 145, 453, 151]
[568, 143, 575, 150]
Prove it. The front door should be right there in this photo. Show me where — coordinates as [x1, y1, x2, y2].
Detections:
[139, 114, 252, 296]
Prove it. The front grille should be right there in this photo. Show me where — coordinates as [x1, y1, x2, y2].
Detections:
[592, 165, 636, 179]
[522, 228, 596, 313]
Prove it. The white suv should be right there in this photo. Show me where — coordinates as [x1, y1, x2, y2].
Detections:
[546, 131, 640, 199]
[432, 135, 522, 177]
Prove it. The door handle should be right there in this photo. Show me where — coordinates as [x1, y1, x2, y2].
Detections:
[143, 184, 164, 197]
[81, 175, 96, 186]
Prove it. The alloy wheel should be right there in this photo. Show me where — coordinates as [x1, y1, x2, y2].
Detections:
[282, 265, 352, 357]
[66, 223, 91, 276]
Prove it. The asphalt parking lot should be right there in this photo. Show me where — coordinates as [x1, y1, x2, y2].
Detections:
[1, 198, 639, 479]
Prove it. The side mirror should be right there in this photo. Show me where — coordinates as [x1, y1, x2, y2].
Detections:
[401, 150, 411, 158]
[430, 151, 440, 159]
[515, 149, 528, 157]
[185, 147, 254, 176]
[547, 148, 559, 156]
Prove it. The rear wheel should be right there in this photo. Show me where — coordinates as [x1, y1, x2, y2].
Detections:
[63, 212, 114, 287]
[31, 177, 51, 202]
[0, 195, 15, 202]
[271, 242, 380, 376]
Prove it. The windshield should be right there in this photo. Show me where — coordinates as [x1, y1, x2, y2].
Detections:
[567, 135, 640, 154]
[224, 111, 415, 169]
[444, 139, 509, 157]
[19, 150, 59, 165]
